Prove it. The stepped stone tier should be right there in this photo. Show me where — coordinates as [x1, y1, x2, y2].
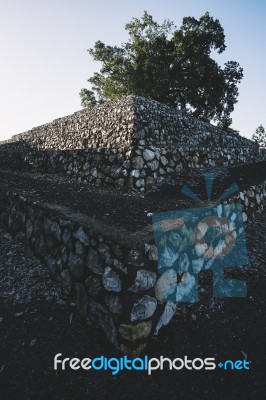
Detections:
[1, 95, 266, 355]
[0, 165, 266, 355]
[0, 95, 265, 191]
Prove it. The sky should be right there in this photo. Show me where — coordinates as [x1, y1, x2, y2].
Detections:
[0, 0, 265, 141]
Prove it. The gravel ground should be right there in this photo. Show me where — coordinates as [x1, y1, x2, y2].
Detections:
[0, 211, 266, 399]
[0, 230, 63, 305]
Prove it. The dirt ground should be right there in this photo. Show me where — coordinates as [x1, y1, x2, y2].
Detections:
[0, 209, 266, 400]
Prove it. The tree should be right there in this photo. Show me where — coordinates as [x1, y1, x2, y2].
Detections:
[80, 11, 243, 129]
[252, 125, 266, 148]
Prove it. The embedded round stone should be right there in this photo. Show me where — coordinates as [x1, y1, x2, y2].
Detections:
[130, 295, 157, 322]
[155, 269, 177, 302]
[119, 321, 152, 342]
[73, 227, 90, 247]
[128, 269, 157, 293]
[143, 149, 155, 161]
[103, 267, 122, 292]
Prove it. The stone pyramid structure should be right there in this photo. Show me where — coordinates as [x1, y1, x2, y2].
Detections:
[0, 95, 265, 191]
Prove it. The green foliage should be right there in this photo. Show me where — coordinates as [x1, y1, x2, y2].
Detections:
[252, 125, 266, 148]
[80, 11, 243, 129]
[80, 89, 97, 108]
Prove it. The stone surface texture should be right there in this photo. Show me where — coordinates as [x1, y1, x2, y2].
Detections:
[0, 95, 265, 191]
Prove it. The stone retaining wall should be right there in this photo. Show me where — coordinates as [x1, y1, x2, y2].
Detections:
[0, 146, 132, 189]
[0, 144, 265, 191]
[0, 178, 265, 354]
[0, 186, 157, 355]
[130, 146, 264, 190]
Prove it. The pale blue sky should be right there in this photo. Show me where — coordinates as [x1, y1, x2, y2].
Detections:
[0, 0, 265, 140]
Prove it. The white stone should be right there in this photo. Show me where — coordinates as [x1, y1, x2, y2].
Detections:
[103, 267, 122, 292]
[131, 295, 157, 322]
[155, 269, 177, 302]
[154, 302, 177, 335]
[230, 212, 237, 222]
[130, 169, 140, 178]
[242, 212, 248, 222]
[148, 160, 159, 171]
[204, 258, 214, 270]
[90, 167, 97, 177]
[192, 258, 204, 274]
[135, 179, 145, 188]
[133, 156, 144, 169]
[195, 243, 208, 257]
[143, 149, 155, 161]
[176, 272, 196, 302]
[159, 246, 179, 268]
[239, 192, 245, 201]
[128, 269, 157, 293]
[73, 227, 90, 246]
[177, 253, 189, 272]
[160, 156, 168, 166]
[216, 204, 223, 218]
